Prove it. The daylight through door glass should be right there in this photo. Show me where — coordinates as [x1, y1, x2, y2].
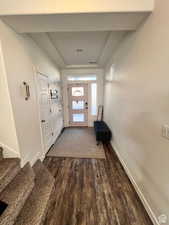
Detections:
[73, 114, 85, 122]
[72, 101, 84, 110]
[72, 87, 84, 97]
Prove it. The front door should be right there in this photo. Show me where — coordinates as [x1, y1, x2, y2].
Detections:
[68, 83, 88, 126]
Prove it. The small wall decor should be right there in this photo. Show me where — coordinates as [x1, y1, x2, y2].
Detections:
[50, 89, 59, 99]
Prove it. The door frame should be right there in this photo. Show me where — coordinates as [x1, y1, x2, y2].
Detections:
[61, 69, 104, 127]
[33, 68, 47, 157]
[66, 80, 94, 127]
[35, 72, 53, 153]
[68, 82, 89, 127]
[34, 68, 64, 155]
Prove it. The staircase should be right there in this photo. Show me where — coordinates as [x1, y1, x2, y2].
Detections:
[0, 148, 55, 225]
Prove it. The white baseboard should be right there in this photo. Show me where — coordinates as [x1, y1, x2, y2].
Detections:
[21, 151, 42, 167]
[40, 152, 46, 162]
[21, 126, 64, 167]
[0, 142, 20, 158]
[111, 142, 159, 225]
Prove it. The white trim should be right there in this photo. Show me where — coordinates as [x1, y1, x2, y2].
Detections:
[21, 126, 63, 167]
[33, 66, 46, 156]
[111, 141, 159, 225]
[0, 142, 20, 158]
[61, 68, 104, 127]
[40, 151, 46, 162]
[65, 64, 100, 69]
[68, 82, 89, 127]
[21, 151, 41, 167]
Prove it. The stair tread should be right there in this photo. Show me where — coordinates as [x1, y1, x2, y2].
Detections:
[0, 163, 35, 225]
[15, 162, 55, 225]
[33, 159, 44, 175]
[0, 158, 20, 193]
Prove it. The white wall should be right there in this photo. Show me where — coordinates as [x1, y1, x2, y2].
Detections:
[62, 68, 104, 127]
[104, 0, 169, 224]
[0, 20, 61, 165]
[0, 41, 20, 158]
[0, 0, 154, 15]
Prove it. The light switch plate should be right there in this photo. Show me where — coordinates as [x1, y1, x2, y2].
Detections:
[162, 126, 166, 138]
[162, 125, 169, 139]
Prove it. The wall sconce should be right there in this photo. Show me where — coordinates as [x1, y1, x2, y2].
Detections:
[23, 82, 30, 101]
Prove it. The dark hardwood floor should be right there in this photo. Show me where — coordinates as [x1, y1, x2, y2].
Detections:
[43, 144, 153, 225]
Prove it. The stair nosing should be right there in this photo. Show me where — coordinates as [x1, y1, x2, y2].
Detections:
[0, 159, 21, 194]
[15, 162, 55, 225]
[0, 163, 35, 225]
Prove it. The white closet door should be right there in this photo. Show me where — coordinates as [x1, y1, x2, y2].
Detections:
[37, 74, 53, 152]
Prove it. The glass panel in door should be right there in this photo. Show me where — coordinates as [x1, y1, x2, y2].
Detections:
[72, 87, 84, 96]
[72, 100, 84, 110]
[73, 114, 85, 122]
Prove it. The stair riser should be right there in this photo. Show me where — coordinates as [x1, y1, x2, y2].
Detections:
[0, 182, 34, 225]
[15, 161, 55, 225]
[0, 147, 3, 159]
[0, 164, 20, 193]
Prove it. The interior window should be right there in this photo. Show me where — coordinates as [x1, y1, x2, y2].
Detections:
[68, 75, 97, 81]
[91, 83, 97, 116]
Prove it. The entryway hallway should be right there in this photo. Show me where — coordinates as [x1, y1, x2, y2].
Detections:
[44, 143, 152, 225]
[1, 0, 169, 224]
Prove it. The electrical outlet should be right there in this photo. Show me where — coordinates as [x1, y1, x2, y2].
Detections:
[162, 126, 166, 138]
[158, 214, 167, 224]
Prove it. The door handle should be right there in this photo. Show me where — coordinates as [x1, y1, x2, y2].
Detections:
[85, 102, 88, 109]
[23, 81, 30, 101]
[41, 120, 46, 123]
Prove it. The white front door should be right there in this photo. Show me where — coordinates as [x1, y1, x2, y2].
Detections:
[37, 74, 53, 151]
[68, 83, 88, 126]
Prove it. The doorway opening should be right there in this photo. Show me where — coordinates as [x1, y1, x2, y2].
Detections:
[36, 72, 63, 154]
[67, 75, 97, 127]
[68, 83, 88, 126]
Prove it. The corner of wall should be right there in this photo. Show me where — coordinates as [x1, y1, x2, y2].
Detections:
[0, 142, 20, 158]
[21, 150, 42, 167]
[110, 140, 159, 225]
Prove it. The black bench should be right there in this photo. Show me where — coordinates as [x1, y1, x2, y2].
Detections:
[94, 121, 112, 145]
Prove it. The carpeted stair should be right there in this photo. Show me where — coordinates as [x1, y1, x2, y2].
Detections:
[15, 160, 55, 225]
[0, 148, 55, 225]
[0, 158, 20, 194]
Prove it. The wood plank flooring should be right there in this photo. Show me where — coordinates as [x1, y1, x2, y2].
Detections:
[43, 144, 153, 225]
